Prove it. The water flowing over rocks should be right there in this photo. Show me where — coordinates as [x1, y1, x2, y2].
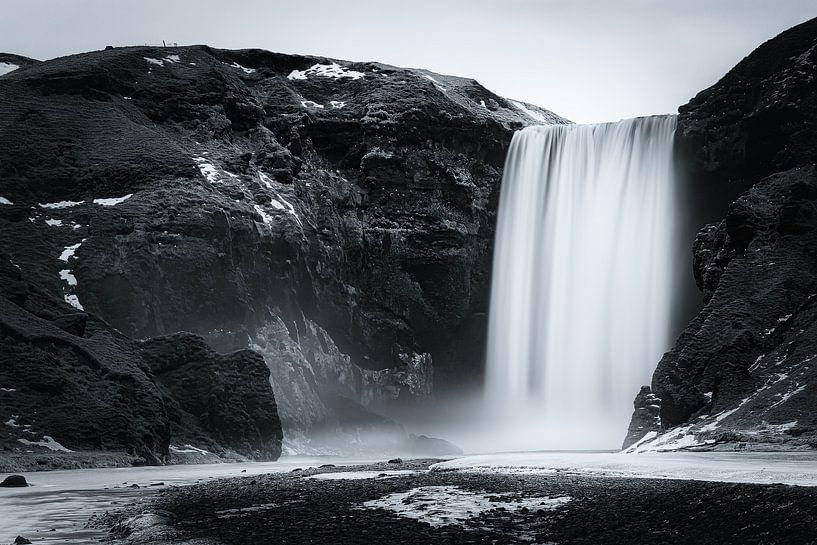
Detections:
[625, 17, 817, 451]
[486, 116, 677, 450]
[0, 44, 567, 458]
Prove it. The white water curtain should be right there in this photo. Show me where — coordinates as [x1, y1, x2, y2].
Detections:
[485, 116, 677, 450]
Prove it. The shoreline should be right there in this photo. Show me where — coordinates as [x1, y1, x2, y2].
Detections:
[95, 458, 817, 545]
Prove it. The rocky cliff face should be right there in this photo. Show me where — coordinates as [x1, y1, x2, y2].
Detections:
[0, 254, 282, 467]
[624, 18, 817, 451]
[0, 45, 567, 453]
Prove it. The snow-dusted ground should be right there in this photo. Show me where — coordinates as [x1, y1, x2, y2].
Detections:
[308, 470, 420, 480]
[361, 486, 570, 527]
[0, 456, 374, 545]
[431, 451, 817, 486]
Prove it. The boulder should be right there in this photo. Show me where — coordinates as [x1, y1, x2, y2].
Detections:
[0, 475, 28, 487]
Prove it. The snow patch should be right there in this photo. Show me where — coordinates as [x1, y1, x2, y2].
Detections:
[59, 241, 84, 262]
[361, 486, 570, 527]
[18, 436, 73, 452]
[144, 57, 164, 67]
[423, 74, 447, 92]
[0, 62, 19, 76]
[287, 62, 364, 81]
[169, 444, 210, 455]
[768, 384, 807, 410]
[93, 194, 132, 206]
[308, 470, 419, 480]
[58, 239, 86, 310]
[59, 269, 77, 286]
[0, 196, 12, 205]
[511, 100, 548, 123]
[300, 100, 324, 109]
[225, 61, 256, 74]
[253, 204, 276, 225]
[40, 200, 83, 209]
[257, 172, 301, 225]
[45, 218, 63, 227]
[64, 294, 83, 310]
[329, 100, 346, 109]
[194, 157, 222, 184]
[622, 424, 707, 453]
[0, 387, 16, 392]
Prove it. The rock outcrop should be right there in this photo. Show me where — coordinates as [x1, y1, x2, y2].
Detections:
[0, 250, 282, 465]
[624, 18, 817, 451]
[0, 45, 566, 452]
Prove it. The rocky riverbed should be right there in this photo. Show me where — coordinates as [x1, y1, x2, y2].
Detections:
[90, 459, 817, 545]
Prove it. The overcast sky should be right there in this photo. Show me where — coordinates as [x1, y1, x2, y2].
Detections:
[3, 1, 816, 123]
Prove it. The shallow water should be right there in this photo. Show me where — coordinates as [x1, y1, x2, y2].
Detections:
[0, 456, 373, 544]
[432, 451, 817, 486]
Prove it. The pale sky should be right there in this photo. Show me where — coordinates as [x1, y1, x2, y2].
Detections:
[3, 0, 816, 123]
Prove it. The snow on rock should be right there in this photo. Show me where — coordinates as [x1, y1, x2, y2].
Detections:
[45, 218, 63, 227]
[308, 470, 419, 481]
[59, 240, 85, 262]
[361, 486, 570, 527]
[194, 157, 222, 184]
[0, 196, 12, 205]
[0, 387, 16, 392]
[510, 100, 549, 123]
[59, 269, 77, 286]
[144, 55, 181, 67]
[423, 74, 447, 92]
[39, 200, 84, 209]
[225, 61, 256, 74]
[257, 172, 302, 226]
[93, 194, 133, 206]
[64, 294, 83, 310]
[329, 100, 346, 109]
[300, 100, 324, 109]
[58, 239, 86, 310]
[169, 444, 210, 455]
[253, 204, 276, 225]
[18, 435, 73, 452]
[287, 62, 365, 81]
[0, 62, 19, 76]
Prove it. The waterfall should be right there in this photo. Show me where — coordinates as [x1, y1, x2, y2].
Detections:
[484, 115, 677, 450]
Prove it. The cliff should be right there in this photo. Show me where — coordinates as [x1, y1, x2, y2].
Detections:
[624, 18, 817, 451]
[0, 45, 567, 456]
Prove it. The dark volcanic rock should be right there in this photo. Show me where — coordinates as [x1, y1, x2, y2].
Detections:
[139, 334, 283, 460]
[625, 18, 817, 450]
[0, 474, 28, 487]
[0, 45, 567, 449]
[404, 434, 463, 456]
[0, 252, 282, 464]
[621, 386, 662, 449]
[676, 17, 817, 216]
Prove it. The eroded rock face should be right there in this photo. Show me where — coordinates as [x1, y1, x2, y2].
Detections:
[0, 45, 567, 449]
[0, 253, 282, 464]
[139, 334, 283, 461]
[624, 18, 817, 450]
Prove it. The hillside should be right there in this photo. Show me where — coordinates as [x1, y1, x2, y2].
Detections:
[0, 44, 567, 458]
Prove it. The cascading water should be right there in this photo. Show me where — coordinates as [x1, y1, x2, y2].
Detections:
[484, 115, 677, 450]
